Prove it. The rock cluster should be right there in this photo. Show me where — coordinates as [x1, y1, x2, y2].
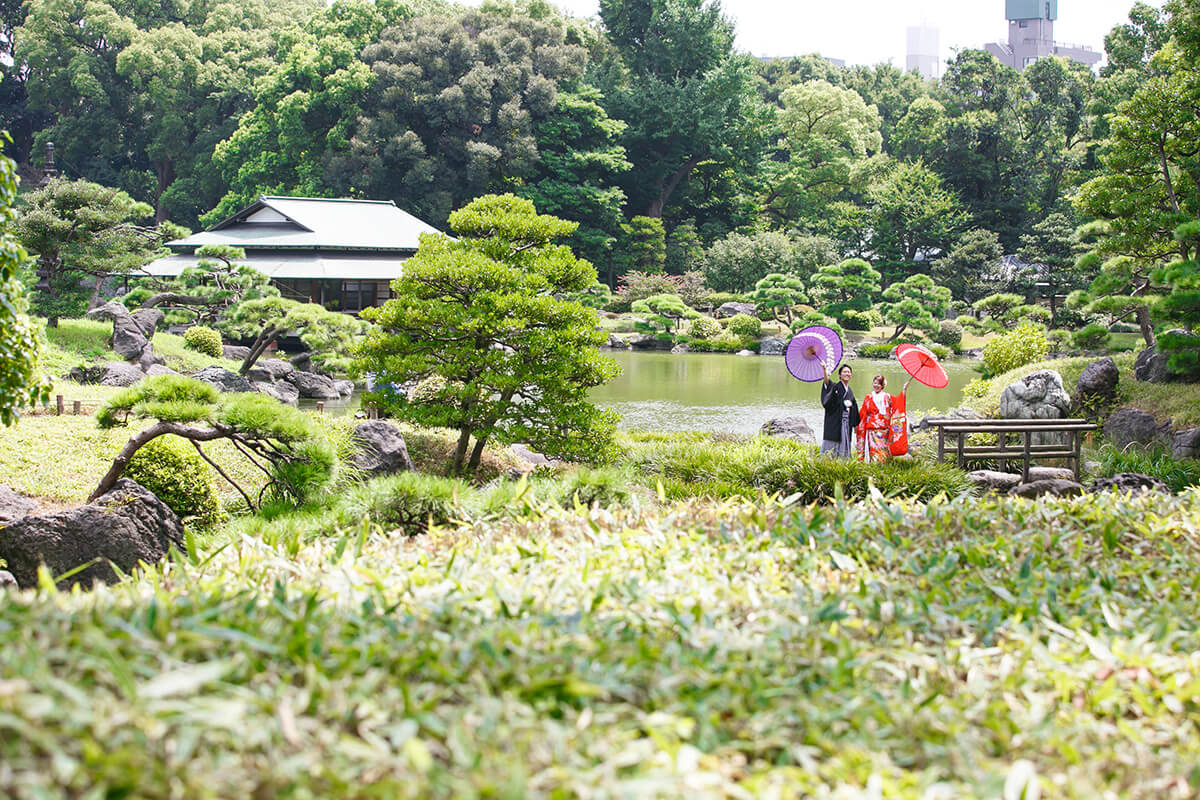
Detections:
[714, 302, 756, 319]
[0, 480, 183, 590]
[760, 416, 817, 444]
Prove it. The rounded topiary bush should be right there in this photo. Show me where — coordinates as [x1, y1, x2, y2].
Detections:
[1072, 322, 1111, 350]
[125, 435, 222, 527]
[983, 321, 1049, 377]
[687, 315, 722, 340]
[932, 319, 963, 349]
[183, 325, 223, 358]
[724, 313, 763, 340]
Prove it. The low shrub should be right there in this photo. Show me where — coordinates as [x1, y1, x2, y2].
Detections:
[687, 315, 722, 339]
[686, 333, 749, 352]
[961, 377, 991, 400]
[724, 313, 763, 339]
[553, 466, 634, 508]
[932, 320, 963, 349]
[1047, 328, 1072, 350]
[183, 326, 223, 358]
[1091, 444, 1200, 493]
[125, 434, 222, 527]
[837, 309, 874, 331]
[1072, 323, 1111, 351]
[982, 321, 1049, 377]
[790, 312, 843, 341]
[621, 432, 972, 503]
[855, 342, 895, 359]
[334, 472, 465, 535]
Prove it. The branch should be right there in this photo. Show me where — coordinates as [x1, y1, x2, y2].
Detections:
[189, 439, 256, 511]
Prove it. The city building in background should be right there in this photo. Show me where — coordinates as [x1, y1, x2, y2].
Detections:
[906, 24, 940, 80]
[985, 0, 1101, 71]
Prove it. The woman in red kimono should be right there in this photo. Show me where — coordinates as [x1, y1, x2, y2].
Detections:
[856, 374, 912, 462]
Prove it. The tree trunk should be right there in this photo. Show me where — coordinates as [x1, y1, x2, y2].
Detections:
[646, 157, 701, 219]
[239, 329, 281, 375]
[89, 422, 224, 501]
[887, 323, 908, 342]
[452, 426, 472, 474]
[468, 435, 489, 472]
[1136, 305, 1156, 348]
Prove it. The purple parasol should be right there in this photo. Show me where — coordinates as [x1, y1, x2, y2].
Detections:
[785, 326, 844, 382]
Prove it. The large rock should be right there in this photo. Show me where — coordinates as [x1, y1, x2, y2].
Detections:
[1026, 466, 1076, 482]
[246, 358, 295, 383]
[286, 370, 340, 399]
[192, 365, 255, 393]
[1103, 409, 1169, 450]
[999, 370, 1071, 420]
[252, 380, 299, 405]
[351, 421, 414, 476]
[1135, 331, 1200, 383]
[0, 571, 15, 590]
[1091, 473, 1171, 495]
[967, 470, 1022, 492]
[222, 344, 251, 361]
[760, 417, 817, 444]
[1174, 428, 1200, 460]
[145, 364, 179, 377]
[510, 443, 556, 468]
[334, 380, 355, 397]
[0, 485, 37, 524]
[86, 300, 162, 370]
[98, 361, 145, 387]
[670, 343, 690, 354]
[999, 370, 1071, 446]
[627, 334, 668, 351]
[1008, 479, 1084, 498]
[759, 337, 787, 356]
[714, 302, 756, 319]
[1075, 357, 1119, 414]
[0, 479, 184, 590]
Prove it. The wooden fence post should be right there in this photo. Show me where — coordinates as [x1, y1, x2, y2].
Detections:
[56, 395, 64, 416]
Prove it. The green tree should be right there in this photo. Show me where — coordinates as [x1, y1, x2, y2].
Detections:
[1074, 23, 1200, 347]
[0, 135, 49, 425]
[631, 293, 697, 333]
[972, 293, 1025, 325]
[761, 80, 884, 227]
[866, 161, 967, 281]
[221, 297, 362, 376]
[879, 273, 952, 341]
[595, 0, 769, 219]
[124, 245, 279, 327]
[702, 230, 803, 294]
[93, 375, 335, 507]
[17, 0, 322, 225]
[749, 273, 806, 325]
[664, 219, 704, 275]
[809, 257, 881, 315]
[616, 215, 666, 281]
[1018, 211, 1091, 326]
[931, 228, 1004, 304]
[357, 194, 619, 474]
[12, 178, 166, 325]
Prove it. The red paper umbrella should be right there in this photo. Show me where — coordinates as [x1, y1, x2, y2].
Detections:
[895, 343, 949, 388]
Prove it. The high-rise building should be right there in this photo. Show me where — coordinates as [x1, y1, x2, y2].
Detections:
[984, 0, 1101, 71]
[906, 25, 939, 80]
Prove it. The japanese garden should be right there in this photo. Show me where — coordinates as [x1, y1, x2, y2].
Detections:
[1, 0, 1200, 796]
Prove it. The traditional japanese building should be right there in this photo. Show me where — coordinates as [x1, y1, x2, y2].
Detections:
[144, 196, 442, 313]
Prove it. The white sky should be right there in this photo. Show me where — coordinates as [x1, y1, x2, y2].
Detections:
[545, 0, 1163, 71]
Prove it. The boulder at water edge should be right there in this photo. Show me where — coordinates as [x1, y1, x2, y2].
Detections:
[714, 302, 756, 319]
[760, 417, 817, 444]
[192, 365, 255, 393]
[1091, 473, 1171, 495]
[759, 337, 787, 356]
[286, 370, 340, 399]
[0, 479, 184, 590]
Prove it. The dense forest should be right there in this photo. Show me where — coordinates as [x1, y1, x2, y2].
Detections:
[0, 0, 1196, 353]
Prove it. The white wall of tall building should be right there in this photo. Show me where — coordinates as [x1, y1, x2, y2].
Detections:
[906, 25, 940, 80]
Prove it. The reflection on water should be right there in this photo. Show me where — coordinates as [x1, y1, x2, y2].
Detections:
[590, 350, 978, 435]
[298, 393, 360, 417]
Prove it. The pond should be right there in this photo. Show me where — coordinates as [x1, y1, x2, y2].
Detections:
[590, 350, 979, 435]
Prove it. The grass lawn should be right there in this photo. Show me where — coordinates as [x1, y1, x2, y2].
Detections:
[40, 317, 242, 381]
[3, 489, 1200, 798]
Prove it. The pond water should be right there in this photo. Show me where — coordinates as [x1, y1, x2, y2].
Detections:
[590, 350, 979, 435]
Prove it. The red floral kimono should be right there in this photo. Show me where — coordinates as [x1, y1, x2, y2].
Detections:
[856, 391, 908, 462]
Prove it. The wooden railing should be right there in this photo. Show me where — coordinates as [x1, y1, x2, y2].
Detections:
[924, 418, 1098, 481]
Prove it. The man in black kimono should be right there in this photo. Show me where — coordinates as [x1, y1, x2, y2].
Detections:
[820, 363, 859, 457]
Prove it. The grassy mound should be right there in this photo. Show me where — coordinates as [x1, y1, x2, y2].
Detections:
[3, 490, 1199, 797]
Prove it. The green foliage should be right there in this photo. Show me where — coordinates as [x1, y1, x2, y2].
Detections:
[334, 471, 463, 535]
[617, 215, 666, 277]
[0, 136, 50, 424]
[837, 309, 873, 330]
[1073, 322, 1112, 351]
[931, 319, 963, 349]
[631, 293, 696, 334]
[982, 321, 1050, 378]
[124, 435, 222, 528]
[12, 177, 163, 324]
[973, 292, 1023, 323]
[790, 311, 844, 342]
[1005, 303, 1052, 328]
[1157, 329, 1200, 380]
[749, 272, 807, 325]
[686, 315, 722, 340]
[854, 342, 895, 359]
[621, 431, 972, 502]
[183, 326, 222, 358]
[614, 270, 683, 307]
[809, 257, 881, 315]
[879, 273, 952, 341]
[931, 228, 1003, 304]
[961, 377, 991, 400]
[222, 297, 361, 376]
[724, 313, 762, 340]
[97, 375, 219, 428]
[865, 160, 966, 278]
[357, 195, 619, 474]
[1092, 444, 1200, 494]
[127, 246, 278, 327]
[703, 230, 812, 294]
